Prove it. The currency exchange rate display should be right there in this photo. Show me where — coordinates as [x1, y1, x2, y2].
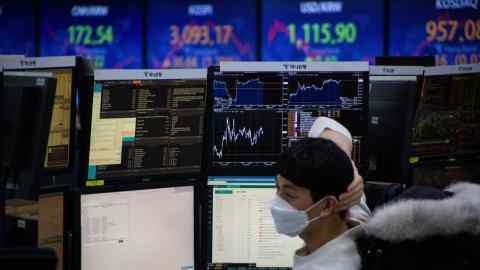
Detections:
[40, 1, 142, 68]
[390, 0, 480, 65]
[262, 0, 384, 62]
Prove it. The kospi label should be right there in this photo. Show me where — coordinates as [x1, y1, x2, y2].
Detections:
[188, 4, 213, 16]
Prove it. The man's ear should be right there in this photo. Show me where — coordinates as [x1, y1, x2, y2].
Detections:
[319, 196, 339, 218]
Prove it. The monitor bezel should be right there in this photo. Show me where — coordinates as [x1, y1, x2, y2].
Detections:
[79, 71, 210, 187]
[72, 180, 202, 270]
[367, 70, 424, 185]
[206, 65, 371, 177]
[204, 175, 296, 270]
[38, 185, 74, 270]
[1, 71, 57, 199]
[4, 56, 92, 175]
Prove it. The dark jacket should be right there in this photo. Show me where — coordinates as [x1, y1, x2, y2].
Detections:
[356, 182, 480, 270]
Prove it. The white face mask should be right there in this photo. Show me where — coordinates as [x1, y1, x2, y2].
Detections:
[270, 194, 324, 237]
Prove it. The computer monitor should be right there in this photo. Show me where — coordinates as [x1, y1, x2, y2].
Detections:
[207, 176, 302, 270]
[368, 66, 423, 183]
[208, 62, 370, 175]
[4, 56, 94, 175]
[38, 186, 72, 270]
[73, 182, 198, 270]
[412, 64, 480, 156]
[410, 64, 480, 187]
[0, 71, 56, 199]
[2, 187, 71, 269]
[84, 69, 207, 186]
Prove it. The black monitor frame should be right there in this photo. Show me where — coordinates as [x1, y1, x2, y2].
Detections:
[79, 69, 210, 187]
[406, 64, 480, 186]
[203, 176, 295, 270]
[71, 179, 202, 270]
[38, 185, 74, 270]
[206, 64, 370, 177]
[368, 66, 424, 185]
[375, 56, 435, 67]
[1, 71, 56, 200]
[4, 56, 93, 176]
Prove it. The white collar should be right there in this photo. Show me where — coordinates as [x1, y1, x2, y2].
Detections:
[294, 225, 363, 269]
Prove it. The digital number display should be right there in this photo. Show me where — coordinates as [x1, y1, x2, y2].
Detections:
[40, 1, 142, 68]
[169, 24, 233, 47]
[390, 0, 480, 65]
[148, 0, 257, 68]
[262, 0, 384, 62]
[67, 24, 113, 46]
[0, 0, 35, 55]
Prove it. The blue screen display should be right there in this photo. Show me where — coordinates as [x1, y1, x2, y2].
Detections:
[0, 0, 35, 56]
[390, 0, 480, 65]
[147, 0, 258, 68]
[40, 0, 142, 68]
[261, 0, 384, 62]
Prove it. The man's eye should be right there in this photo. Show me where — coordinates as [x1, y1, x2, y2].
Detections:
[285, 193, 296, 200]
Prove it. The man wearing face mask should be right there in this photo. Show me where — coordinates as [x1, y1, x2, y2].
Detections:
[271, 138, 362, 270]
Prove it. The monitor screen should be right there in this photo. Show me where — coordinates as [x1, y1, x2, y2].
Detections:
[80, 185, 195, 270]
[209, 65, 369, 174]
[389, 0, 480, 65]
[411, 70, 480, 157]
[207, 176, 302, 270]
[261, 0, 384, 62]
[87, 70, 207, 185]
[40, 1, 142, 68]
[42, 69, 74, 170]
[5, 57, 83, 171]
[0, 72, 56, 199]
[368, 72, 420, 182]
[147, 0, 257, 68]
[0, 0, 35, 56]
[39, 192, 64, 270]
[412, 159, 480, 188]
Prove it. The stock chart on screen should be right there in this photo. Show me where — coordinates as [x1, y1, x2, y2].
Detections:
[409, 65, 480, 188]
[0, 0, 35, 55]
[147, 0, 257, 68]
[209, 62, 369, 174]
[261, 0, 384, 62]
[40, 1, 142, 68]
[411, 65, 480, 157]
[390, 0, 480, 65]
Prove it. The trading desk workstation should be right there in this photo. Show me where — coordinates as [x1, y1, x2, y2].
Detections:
[1, 1, 480, 268]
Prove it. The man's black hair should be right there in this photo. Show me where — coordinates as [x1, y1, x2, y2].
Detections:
[277, 138, 353, 202]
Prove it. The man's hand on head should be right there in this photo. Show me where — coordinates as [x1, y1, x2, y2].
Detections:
[336, 161, 364, 212]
